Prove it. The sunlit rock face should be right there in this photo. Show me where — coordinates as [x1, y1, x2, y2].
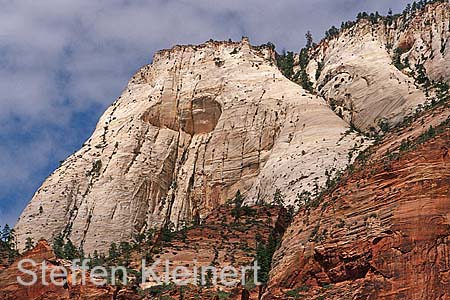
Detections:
[307, 2, 450, 133]
[14, 38, 364, 253]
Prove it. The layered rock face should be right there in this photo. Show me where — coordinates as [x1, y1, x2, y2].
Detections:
[6, 5, 450, 299]
[15, 39, 363, 253]
[307, 2, 450, 132]
[265, 105, 450, 299]
[1, 205, 287, 300]
[265, 5, 450, 291]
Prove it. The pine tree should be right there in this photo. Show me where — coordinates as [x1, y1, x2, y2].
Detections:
[231, 190, 250, 222]
[295, 48, 314, 93]
[204, 269, 214, 288]
[53, 234, 65, 258]
[24, 237, 35, 252]
[233, 190, 244, 207]
[78, 247, 85, 260]
[357, 12, 363, 21]
[255, 241, 270, 284]
[325, 26, 339, 39]
[295, 190, 312, 206]
[393, 48, 406, 70]
[1, 224, 11, 242]
[403, 4, 412, 16]
[119, 242, 132, 266]
[0, 225, 17, 262]
[8, 229, 16, 250]
[273, 188, 285, 207]
[300, 71, 314, 92]
[108, 242, 120, 262]
[305, 30, 313, 49]
[93, 250, 100, 262]
[91, 250, 105, 267]
[418, 0, 425, 9]
[63, 239, 79, 260]
[436, 82, 449, 102]
[255, 234, 280, 285]
[415, 63, 430, 87]
[160, 222, 175, 243]
[276, 51, 295, 79]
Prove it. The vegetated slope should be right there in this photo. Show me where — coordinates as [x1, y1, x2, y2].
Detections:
[15, 38, 364, 254]
[130, 204, 290, 300]
[264, 98, 450, 299]
[0, 243, 13, 273]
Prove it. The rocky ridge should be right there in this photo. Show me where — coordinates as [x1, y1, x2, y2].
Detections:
[134, 204, 289, 299]
[306, 1, 450, 132]
[15, 38, 365, 253]
[1, 205, 289, 300]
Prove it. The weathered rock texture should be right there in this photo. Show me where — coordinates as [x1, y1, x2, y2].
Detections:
[0, 240, 115, 300]
[15, 39, 364, 253]
[307, 2, 450, 132]
[1, 203, 287, 300]
[264, 103, 450, 299]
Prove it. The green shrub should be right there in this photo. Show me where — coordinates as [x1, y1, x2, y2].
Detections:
[276, 51, 295, 79]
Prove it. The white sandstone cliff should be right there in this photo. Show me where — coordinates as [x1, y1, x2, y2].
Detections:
[15, 39, 364, 253]
[306, 2, 449, 133]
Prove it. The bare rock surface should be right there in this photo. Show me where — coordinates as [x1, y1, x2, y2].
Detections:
[396, 2, 450, 83]
[308, 2, 450, 132]
[15, 39, 363, 253]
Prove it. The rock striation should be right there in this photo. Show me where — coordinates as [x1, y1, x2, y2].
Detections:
[15, 38, 364, 253]
[264, 103, 450, 299]
[137, 204, 289, 299]
[395, 2, 450, 83]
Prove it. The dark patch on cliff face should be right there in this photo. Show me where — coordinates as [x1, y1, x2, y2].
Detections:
[180, 96, 222, 135]
[142, 96, 222, 135]
[313, 249, 372, 284]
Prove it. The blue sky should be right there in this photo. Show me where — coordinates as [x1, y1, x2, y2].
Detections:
[0, 0, 412, 227]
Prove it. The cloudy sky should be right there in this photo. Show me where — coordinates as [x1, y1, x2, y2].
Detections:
[0, 0, 412, 227]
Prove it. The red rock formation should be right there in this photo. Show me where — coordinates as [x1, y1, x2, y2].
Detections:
[265, 122, 450, 299]
[0, 240, 114, 300]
